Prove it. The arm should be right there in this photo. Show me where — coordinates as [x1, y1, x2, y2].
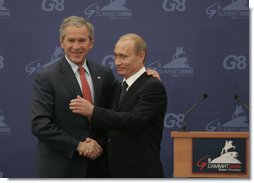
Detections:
[31, 72, 80, 157]
[70, 81, 167, 132]
[93, 82, 167, 132]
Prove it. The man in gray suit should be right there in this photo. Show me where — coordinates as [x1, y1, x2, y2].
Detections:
[70, 33, 167, 178]
[31, 16, 117, 178]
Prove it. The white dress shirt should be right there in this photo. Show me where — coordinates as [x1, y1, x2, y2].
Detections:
[122, 67, 146, 91]
[65, 55, 94, 103]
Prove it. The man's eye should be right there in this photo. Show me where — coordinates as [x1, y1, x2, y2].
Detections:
[120, 55, 127, 59]
[68, 39, 75, 43]
[79, 39, 86, 43]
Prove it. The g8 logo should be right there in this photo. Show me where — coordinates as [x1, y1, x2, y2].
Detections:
[163, 0, 186, 12]
[223, 55, 247, 70]
[0, 55, 4, 69]
[164, 113, 184, 129]
[41, 0, 64, 12]
[102, 55, 115, 70]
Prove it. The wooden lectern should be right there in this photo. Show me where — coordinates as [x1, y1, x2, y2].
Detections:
[171, 131, 249, 178]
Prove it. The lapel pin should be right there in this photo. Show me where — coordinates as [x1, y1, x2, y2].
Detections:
[97, 76, 101, 79]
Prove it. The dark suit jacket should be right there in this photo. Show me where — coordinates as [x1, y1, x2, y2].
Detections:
[92, 73, 167, 178]
[31, 58, 116, 178]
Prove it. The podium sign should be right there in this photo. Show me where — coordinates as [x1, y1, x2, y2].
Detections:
[171, 131, 249, 178]
[192, 138, 246, 174]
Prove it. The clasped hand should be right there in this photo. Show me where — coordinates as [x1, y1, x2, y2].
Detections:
[70, 96, 100, 159]
[77, 138, 103, 160]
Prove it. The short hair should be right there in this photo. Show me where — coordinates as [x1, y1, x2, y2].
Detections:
[119, 33, 147, 61]
[59, 16, 94, 41]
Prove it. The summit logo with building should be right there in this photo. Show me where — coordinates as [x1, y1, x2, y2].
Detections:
[25, 46, 64, 76]
[193, 138, 246, 173]
[206, 0, 248, 19]
[148, 46, 194, 77]
[84, 0, 132, 20]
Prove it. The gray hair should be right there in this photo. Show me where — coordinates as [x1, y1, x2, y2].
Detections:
[59, 16, 94, 41]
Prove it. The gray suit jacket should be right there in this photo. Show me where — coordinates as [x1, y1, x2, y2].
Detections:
[31, 58, 116, 177]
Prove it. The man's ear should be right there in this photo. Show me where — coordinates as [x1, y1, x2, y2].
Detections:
[138, 52, 145, 63]
[60, 38, 64, 48]
[90, 37, 95, 49]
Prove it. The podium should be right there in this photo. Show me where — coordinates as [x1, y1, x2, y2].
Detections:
[171, 131, 249, 178]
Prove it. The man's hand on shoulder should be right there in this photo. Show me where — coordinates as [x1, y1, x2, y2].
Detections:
[146, 68, 161, 81]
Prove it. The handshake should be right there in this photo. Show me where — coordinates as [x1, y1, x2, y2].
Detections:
[77, 138, 103, 160]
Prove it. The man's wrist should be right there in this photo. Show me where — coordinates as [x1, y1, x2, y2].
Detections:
[77, 141, 82, 152]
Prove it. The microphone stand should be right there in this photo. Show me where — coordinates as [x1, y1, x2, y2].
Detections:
[234, 95, 249, 111]
[181, 94, 208, 131]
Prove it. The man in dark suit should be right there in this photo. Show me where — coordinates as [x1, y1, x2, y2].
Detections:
[70, 33, 168, 178]
[31, 16, 160, 178]
[31, 16, 116, 178]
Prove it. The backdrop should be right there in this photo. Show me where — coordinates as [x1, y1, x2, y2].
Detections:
[0, 0, 249, 178]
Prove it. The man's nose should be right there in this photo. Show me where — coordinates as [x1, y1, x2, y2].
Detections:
[115, 57, 121, 65]
[73, 42, 81, 49]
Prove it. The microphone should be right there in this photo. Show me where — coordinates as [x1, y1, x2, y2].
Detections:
[234, 95, 249, 111]
[181, 94, 208, 131]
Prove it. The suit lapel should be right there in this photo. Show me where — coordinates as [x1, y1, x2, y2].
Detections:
[57, 59, 103, 105]
[112, 83, 122, 110]
[87, 61, 102, 106]
[117, 73, 148, 110]
[58, 58, 82, 98]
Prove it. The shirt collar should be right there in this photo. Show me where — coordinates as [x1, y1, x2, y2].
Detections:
[65, 55, 91, 76]
[123, 67, 146, 89]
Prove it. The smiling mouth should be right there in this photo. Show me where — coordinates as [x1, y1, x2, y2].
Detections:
[71, 52, 84, 56]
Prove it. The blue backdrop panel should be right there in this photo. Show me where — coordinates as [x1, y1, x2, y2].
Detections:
[0, 0, 249, 178]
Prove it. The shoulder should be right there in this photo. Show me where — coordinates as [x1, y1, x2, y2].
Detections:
[141, 73, 165, 86]
[142, 75, 167, 92]
[87, 60, 116, 81]
[34, 58, 63, 80]
[87, 60, 113, 73]
[87, 60, 118, 86]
